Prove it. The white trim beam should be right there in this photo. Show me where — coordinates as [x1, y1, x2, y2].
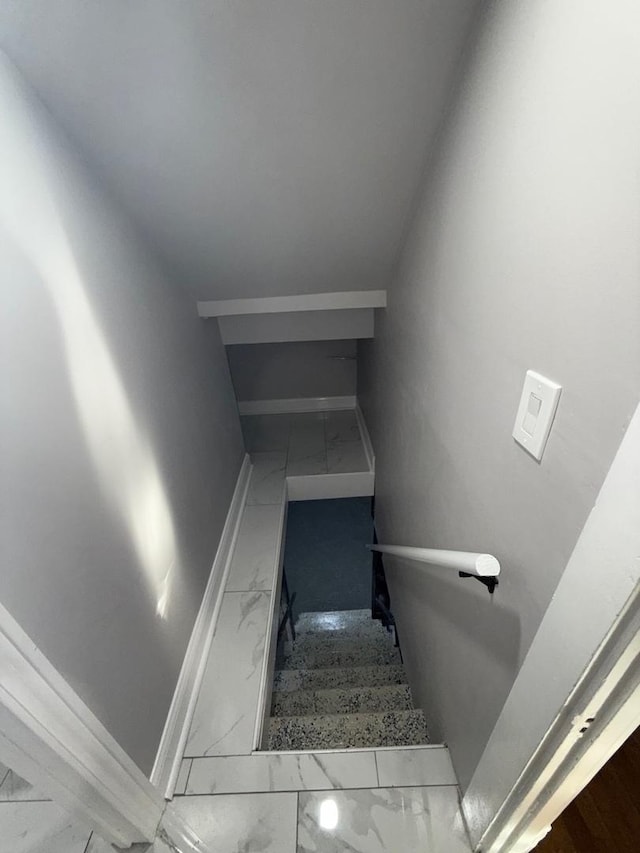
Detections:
[238, 396, 356, 416]
[218, 308, 374, 345]
[197, 290, 387, 318]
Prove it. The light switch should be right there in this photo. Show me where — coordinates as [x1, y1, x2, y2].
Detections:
[513, 371, 562, 461]
[522, 393, 542, 435]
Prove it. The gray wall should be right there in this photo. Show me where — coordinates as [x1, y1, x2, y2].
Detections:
[227, 340, 356, 402]
[0, 56, 244, 774]
[359, 0, 640, 790]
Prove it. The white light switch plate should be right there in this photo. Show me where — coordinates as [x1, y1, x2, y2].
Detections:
[513, 370, 562, 461]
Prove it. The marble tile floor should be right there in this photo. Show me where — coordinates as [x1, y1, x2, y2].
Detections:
[241, 410, 369, 477]
[86, 784, 470, 853]
[0, 762, 93, 853]
[165, 785, 470, 853]
[178, 745, 458, 795]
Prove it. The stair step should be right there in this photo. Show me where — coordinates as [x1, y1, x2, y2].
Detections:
[289, 630, 393, 657]
[274, 664, 408, 693]
[268, 709, 429, 751]
[282, 638, 401, 670]
[272, 684, 414, 717]
[294, 610, 387, 639]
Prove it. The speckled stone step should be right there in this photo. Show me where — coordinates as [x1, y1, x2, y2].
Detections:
[271, 684, 414, 717]
[267, 709, 429, 750]
[282, 637, 401, 670]
[294, 610, 387, 639]
[274, 664, 408, 693]
[289, 630, 394, 657]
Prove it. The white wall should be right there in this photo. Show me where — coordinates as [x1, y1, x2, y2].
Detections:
[227, 340, 356, 401]
[0, 55, 245, 774]
[359, 0, 640, 790]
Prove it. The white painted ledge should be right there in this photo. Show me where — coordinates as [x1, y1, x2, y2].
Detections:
[286, 471, 374, 501]
[238, 396, 356, 416]
[198, 290, 387, 318]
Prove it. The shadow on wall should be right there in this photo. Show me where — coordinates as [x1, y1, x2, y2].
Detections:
[386, 555, 523, 786]
[0, 55, 244, 772]
[0, 81, 178, 620]
[389, 561, 522, 675]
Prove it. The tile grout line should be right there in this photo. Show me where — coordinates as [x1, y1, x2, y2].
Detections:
[183, 758, 193, 796]
[174, 782, 461, 797]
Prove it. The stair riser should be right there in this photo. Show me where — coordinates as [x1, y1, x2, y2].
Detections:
[289, 632, 393, 655]
[283, 646, 401, 670]
[272, 685, 413, 717]
[268, 710, 429, 751]
[274, 665, 408, 693]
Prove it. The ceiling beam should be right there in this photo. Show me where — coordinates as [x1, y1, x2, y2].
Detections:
[197, 290, 387, 318]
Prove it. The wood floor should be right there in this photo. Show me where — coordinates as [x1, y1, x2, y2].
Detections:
[536, 725, 640, 852]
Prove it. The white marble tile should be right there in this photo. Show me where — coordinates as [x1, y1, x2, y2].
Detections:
[226, 505, 281, 592]
[173, 759, 192, 796]
[247, 452, 287, 505]
[326, 440, 368, 474]
[325, 410, 360, 443]
[0, 769, 50, 802]
[0, 801, 92, 853]
[287, 420, 327, 474]
[297, 786, 471, 852]
[287, 450, 328, 477]
[375, 747, 458, 787]
[186, 751, 378, 794]
[185, 591, 270, 757]
[288, 417, 327, 471]
[241, 414, 291, 452]
[289, 412, 328, 427]
[164, 792, 297, 853]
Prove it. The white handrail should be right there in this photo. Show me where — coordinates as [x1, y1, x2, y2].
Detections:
[367, 545, 500, 578]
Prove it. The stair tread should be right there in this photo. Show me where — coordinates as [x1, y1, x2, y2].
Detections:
[296, 609, 374, 628]
[271, 684, 413, 717]
[274, 664, 408, 693]
[268, 709, 429, 751]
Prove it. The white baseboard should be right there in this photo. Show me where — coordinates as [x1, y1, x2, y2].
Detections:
[355, 402, 375, 471]
[150, 454, 252, 799]
[286, 470, 374, 501]
[238, 396, 356, 416]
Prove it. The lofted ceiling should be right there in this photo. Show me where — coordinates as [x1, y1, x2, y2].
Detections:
[0, 0, 478, 301]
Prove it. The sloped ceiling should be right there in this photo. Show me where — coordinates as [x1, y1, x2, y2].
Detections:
[0, 0, 478, 300]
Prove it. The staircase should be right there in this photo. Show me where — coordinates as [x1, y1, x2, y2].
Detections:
[266, 609, 429, 750]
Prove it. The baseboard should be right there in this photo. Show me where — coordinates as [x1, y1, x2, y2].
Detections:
[355, 402, 375, 471]
[286, 470, 374, 501]
[150, 453, 252, 798]
[238, 396, 356, 416]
